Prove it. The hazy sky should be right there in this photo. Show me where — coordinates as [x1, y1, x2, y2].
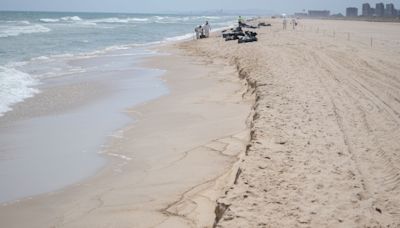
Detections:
[1, 0, 400, 14]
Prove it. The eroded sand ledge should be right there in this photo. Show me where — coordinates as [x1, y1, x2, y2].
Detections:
[184, 19, 400, 227]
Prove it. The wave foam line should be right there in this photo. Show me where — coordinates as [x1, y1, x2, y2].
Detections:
[0, 66, 40, 116]
[0, 24, 51, 38]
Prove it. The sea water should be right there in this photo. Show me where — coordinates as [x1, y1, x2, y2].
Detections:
[0, 11, 236, 203]
[0, 11, 236, 115]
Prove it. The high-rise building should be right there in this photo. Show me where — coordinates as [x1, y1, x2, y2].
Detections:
[346, 7, 358, 17]
[371, 7, 376, 15]
[375, 3, 385, 17]
[362, 3, 372, 16]
[385, 3, 396, 17]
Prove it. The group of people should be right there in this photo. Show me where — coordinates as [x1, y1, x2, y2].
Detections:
[195, 21, 211, 39]
[283, 17, 298, 30]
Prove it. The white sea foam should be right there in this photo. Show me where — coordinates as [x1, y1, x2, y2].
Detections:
[50, 53, 75, 58]
[202, 16, 222, 20]
[61, 16, 82, 22]
[153, 16, 179, 24]
[152, 16, 223, 24]
[5, 20, 31, 25]
[40, 18, 60, 23]
[153, 16, 165, 20]
[40, 16, 146, 25]
[0, 24, 51, 38]
[91, 17, 129, 23]
[41, 17, 96, 25]
[128, 18, 149, 22]
[90, 17, 148, 24]
[107, 153, 132, 161]
[78, 21, 97, 26]
[104, 45, 130, 51]
[164, 33, 195, 42]
[39, 16, 146, 25]
[31, 56, 50, 61]
[0, 66, 39, 116]
[20, 20, 31, 25]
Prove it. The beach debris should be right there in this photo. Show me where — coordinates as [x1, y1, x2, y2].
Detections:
[213, 201, 231, 226]
[238, 31, 258, 44]
[222, 27, 245, 41]
[234, 168, 242, 184]
[240, 23, 258, 29]
[222, 27, 258, 43]
[258, 22, 271, 27]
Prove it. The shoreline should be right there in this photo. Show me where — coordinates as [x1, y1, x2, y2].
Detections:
[0, 33, 252, 227]
[0, 23, 235, 204]
[0, 47, 169, 204]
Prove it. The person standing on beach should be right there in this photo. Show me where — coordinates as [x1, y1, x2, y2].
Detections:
[195, 25, 201, 39]
[238, 16, 245, 27]
[283, 17, 287, 30]
[292, 18, 297, 30]
[203, 21, 211, 38]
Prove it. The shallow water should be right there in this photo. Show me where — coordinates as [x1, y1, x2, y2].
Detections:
[0, 49, 168, 203]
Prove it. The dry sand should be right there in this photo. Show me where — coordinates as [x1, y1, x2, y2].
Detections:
[184, 19, 400, 227]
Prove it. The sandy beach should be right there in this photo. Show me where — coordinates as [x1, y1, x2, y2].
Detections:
[1, 17, 400, 228]
[190, 19, 400, 227]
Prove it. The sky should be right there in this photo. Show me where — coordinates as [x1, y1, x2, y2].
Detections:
[1, 0, 400, 14]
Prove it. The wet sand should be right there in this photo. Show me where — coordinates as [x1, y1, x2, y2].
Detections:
[0, 43, 251, 227]
[0, 50, 168, 204]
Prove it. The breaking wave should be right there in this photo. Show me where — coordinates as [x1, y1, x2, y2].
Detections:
[90, 17, 149, 23]
[0, 66, 39, 116]
[39, 18, 60, 23]
[0, 24, 51, 38]
[61, 16, 82, 22]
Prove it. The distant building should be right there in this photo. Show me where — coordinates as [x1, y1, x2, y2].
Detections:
[294, 12, 308, 18]
[371, 8, 376, 15]
[362, 3, 373, 17]
[346, 7, 358, 17]
[385, 3, 396, 17]
[375, 3, 385, 17]
[308, 10, 330, 17]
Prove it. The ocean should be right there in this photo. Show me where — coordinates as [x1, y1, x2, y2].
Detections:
[0, 11, 237, 203]
[0, 11, 236, 116]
